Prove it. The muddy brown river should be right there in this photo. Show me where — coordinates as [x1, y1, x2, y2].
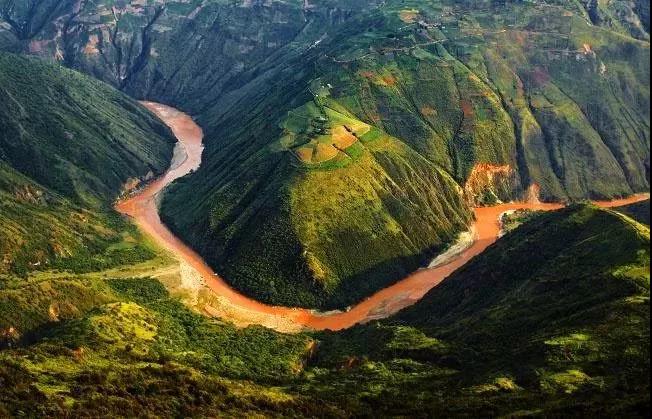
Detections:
[116, 102, 649, 332]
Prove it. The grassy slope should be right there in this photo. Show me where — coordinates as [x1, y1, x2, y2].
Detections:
[0, 162, 155, 277]
[0, 52, 175, 277]
[0, 277, 328, 417]
[161, 41, 473, 309]
[0, 204, 647, 416]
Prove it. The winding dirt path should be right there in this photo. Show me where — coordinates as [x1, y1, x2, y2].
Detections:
[116, 102, 650, 333]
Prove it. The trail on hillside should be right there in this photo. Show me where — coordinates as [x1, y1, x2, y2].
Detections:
[116, 102, 650, 333]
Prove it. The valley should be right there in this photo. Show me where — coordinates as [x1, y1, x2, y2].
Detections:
[3, 0, 648, 310]
[118, 101, 649, 332]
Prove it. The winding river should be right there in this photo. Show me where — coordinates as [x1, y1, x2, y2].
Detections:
[116, 102, 650, 333]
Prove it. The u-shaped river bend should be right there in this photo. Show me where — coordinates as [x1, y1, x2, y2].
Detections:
[116, 102, 650, 333]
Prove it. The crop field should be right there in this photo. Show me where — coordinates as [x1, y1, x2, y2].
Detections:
[282, 99, 371, 165]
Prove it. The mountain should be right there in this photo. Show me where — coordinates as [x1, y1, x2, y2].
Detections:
[0, 52, 175, 278]
[0, 1, 648, 416]
[0, 0, 649, 308]
[0, 204, 647, 416]
[309, 204, 650, 415]
[157, 0, 650, 308]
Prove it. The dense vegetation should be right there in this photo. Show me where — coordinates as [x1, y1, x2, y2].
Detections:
[163, 0, 650, 308]
[303, 204, 650, 415]
[0, 53, 173, 204]
[0, 205, 648, 416]
[0, 276, 326, 417]
[0, 2, 648, 415]
[0, 52, 174, 278]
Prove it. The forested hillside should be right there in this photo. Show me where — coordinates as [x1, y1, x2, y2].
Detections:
[0, 52, 175, 278]
[0, 1, 648, 416]
[161, 0, 650, 308]
[0, 205, 647, 416]
[309, 204, 650, 415]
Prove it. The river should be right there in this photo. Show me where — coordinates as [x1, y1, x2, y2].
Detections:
[116, 102, 649, 333]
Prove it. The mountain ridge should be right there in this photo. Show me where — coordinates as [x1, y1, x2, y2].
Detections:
[1, 0, 648, 307]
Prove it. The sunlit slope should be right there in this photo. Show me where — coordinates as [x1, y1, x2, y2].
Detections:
[0, 276, 327, 417]
[2, 1, 647, 308]
[2, 205, 646, 416]
[162, 95, 471, 309]
[163, 2, 649, 308]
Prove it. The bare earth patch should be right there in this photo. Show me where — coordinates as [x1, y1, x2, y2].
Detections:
[399, 10, 419, 23]
[331, 125, 358, 149]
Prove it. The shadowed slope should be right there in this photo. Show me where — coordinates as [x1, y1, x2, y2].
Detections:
[0, 53, 175, 277]
[310, 204, 650, 415]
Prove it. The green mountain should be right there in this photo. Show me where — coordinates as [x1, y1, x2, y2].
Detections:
[160, 0, 650, 308]
[0, 1, 648, 416]
[0, 0, 649, 308]
[0, 205, 647, 416]
[0, 52, 175, 278]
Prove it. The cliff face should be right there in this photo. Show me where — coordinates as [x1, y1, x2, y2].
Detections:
[463, 163, 522, 206]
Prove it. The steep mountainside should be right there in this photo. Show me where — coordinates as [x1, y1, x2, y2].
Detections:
[310, 205, 650, 415]
[162, 0, 650, 308]
[0, 52, 175, 277]
[0, 205, 647, 416]
[0, 53, 173, 204]
[578, 0, 650, 40]
[1, 0, 648, 308]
